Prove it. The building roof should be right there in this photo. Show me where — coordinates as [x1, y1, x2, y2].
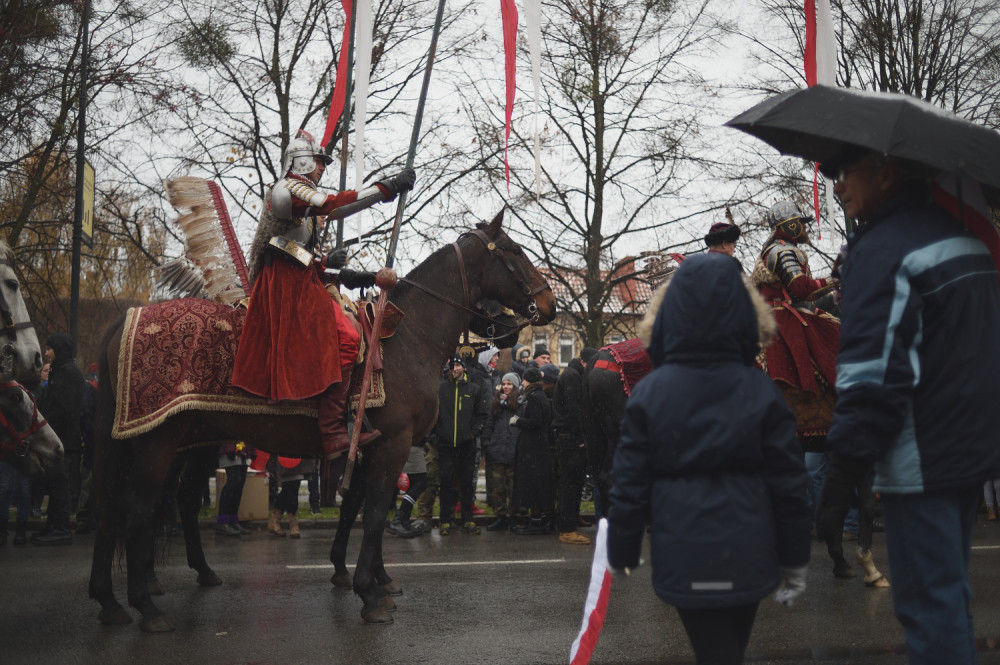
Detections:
[540, 262, 654, 317]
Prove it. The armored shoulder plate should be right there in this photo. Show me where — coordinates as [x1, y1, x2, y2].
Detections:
[270, 180, 294, 220]
[763, 241, 809, 285]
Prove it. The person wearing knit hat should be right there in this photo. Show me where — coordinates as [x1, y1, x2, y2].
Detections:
[532, 346, 551, 367]
[510, 363, 553, 535]
[551, 348, 596, 546]
[540, 363, 560, 396]
[704, 208, 741, 257]
[521, 366, 543, 384]
[482, 372, 524, 531]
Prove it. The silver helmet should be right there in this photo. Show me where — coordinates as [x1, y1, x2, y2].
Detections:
[281, 129, 333, 177]
[766, 200, 813, 242]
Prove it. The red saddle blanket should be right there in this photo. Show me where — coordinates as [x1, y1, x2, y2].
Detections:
[597, 338, 652, 397]
[113, 298, 384, 439]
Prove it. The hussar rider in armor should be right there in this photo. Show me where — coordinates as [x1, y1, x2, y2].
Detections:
[752, 200, 840, 422]
[232, 130, 415, 460]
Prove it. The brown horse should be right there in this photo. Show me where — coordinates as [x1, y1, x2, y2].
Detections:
[89, 211, 556, 631]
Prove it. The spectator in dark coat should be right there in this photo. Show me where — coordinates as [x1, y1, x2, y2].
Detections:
[433, 357, 487, 534]
[482, 372, 521, 531]
[510, 366, 553, 535]
[33, 333, 85, 546]
[607, 253, 811, 665]
[823, 148, 1000, 663]
[551, 347, 598, 545]
[510, 344, 531, 376]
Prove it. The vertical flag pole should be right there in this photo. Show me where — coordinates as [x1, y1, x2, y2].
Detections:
[341, 0, 448, 491]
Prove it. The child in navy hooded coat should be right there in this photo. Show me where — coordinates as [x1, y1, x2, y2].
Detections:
[607, 252, 811, 665]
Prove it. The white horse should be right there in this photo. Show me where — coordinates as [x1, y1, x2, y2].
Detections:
[0, 242, 62, 476]
[0, 242, 43, 380]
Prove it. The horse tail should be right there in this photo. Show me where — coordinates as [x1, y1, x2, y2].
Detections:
[92, 314, 131, 563]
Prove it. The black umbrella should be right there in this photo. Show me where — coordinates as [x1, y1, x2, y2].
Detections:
[725, 85, 1000, 191]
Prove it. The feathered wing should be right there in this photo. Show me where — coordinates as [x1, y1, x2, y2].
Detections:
[161, 177, 249, 305]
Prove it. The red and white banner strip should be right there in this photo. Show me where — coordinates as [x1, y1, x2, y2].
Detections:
[525, 0, 542, 200]
[804, 0, 837, 237]
[500, 0, 519, 191]
[322, 0, 353, 149]
[568, 518, 612, 665]
[353, 0, 373, 239]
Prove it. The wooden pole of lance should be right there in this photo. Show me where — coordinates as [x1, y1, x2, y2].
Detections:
[340, 0, 448, 491]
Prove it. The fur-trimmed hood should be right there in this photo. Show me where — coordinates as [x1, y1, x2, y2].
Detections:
[638, 254, 776, 367]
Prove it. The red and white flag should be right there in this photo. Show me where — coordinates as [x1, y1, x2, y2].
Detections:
[803, 0, 836, 237]
[931, 175, 1000, 284]
[321, 0, 353, 150]
[568, 518, 613, 665]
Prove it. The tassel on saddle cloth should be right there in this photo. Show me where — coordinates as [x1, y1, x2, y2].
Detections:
[112, 298, 391, 439]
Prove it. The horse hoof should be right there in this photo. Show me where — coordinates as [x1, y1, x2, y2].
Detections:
[98, 607, 133, 625]
[330, 572, 353, 588]
[381, 581, 403, 596]
[379, 595, 397, 612]
[866, 574, 891, 588]
[361, 606, 394, 624]
[197, 570, 223, 587]
[147, 579, 165, 596]
[139, 615, 175, 633]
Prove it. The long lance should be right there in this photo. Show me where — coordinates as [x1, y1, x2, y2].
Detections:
[341, 0, 448, 491]
[335, 0, 357, 250]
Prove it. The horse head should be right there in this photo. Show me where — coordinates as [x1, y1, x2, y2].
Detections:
[0, 382, 63, 478]
[466, 209, 557, 325]
[470, 299, 521, 349]
[0, 244, 42, 381]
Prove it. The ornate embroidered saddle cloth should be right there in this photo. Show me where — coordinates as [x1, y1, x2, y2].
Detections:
[113, 298, 385, 439]
[593, 338, 652, 397]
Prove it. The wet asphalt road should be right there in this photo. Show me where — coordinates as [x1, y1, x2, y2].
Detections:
[3, 518, 1000, 665]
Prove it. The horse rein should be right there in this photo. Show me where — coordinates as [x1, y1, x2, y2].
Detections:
[396, 229, 549, 342]
[0, 381, 48, 460]
[0, 258, 37, 376]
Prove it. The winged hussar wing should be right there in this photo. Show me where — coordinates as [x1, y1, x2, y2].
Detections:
[162, 177, 249, 305]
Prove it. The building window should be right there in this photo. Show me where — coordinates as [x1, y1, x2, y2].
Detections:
[559, 333, 575, 366]
[532, 332, 549, 357]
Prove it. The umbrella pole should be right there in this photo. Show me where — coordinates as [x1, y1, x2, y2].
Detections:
[341, 0, 447, 491]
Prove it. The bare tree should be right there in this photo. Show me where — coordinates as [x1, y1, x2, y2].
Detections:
[446, 0, 728, 346]
[163, 0, 482, 263]
[725, 0, 1000, 262]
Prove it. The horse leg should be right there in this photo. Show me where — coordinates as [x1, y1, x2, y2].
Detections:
[330, 459, 366, 589]
[90, 492, 132, 624]
[177, 449, 222, 587]
[373, 487, 402, 600]
[368, 486, 401, 613]
[355, 478, 394, 624]
[123, 446, 177, 633]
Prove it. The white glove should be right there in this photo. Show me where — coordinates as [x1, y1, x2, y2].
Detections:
[774, 565, 808, 607]
[509, 416, 519, 426]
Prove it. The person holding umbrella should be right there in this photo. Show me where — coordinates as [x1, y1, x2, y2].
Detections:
[729, 84, 1000, 664]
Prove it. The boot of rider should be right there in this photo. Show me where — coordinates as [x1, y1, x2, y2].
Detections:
[288, 514, 301, 539]
[318, 375, 382, 460]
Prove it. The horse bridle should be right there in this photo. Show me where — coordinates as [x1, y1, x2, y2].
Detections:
[398, 229, 551, 342]
[0, 381, 48, 461]
[0, 258, 36, 376]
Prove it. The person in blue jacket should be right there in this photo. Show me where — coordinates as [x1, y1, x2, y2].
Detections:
[822, 145, 1000, 665]
[607, 252, 811, 665]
